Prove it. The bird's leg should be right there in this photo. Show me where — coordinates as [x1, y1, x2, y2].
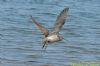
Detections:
[44, 41, 49, 50]
[42, 41, 48, 49]
[42, 40, 48, 49]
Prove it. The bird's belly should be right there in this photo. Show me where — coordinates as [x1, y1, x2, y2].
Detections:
[47, 35, 59, 42]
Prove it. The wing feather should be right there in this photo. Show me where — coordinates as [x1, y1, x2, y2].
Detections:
[30, 16, 49, 37]
[51, 7, 69, 34]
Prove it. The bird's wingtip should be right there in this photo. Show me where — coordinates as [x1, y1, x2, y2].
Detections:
[64, 7, 69, 11]
[30, 15, 33, 18]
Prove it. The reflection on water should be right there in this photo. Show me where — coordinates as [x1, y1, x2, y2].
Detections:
[0, 0, 100, 66]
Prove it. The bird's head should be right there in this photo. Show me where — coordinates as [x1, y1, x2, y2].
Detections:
[59, 35, 64, 40]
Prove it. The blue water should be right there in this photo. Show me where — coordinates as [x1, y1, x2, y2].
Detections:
[0, 0, 100, 66]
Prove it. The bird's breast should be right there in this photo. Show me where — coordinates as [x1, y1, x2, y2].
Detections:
[46, 35, 59, 41]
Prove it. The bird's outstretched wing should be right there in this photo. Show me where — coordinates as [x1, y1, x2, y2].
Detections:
[51, 7, 69, 34]
[30, 16, 49, 37]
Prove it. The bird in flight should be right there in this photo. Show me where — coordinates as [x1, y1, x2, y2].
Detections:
[30, 7, 69, 49]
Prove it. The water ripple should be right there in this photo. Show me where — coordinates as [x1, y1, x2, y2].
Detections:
[0, 0, 100, 66]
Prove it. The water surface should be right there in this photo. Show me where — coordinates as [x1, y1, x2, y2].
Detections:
[0, 0, 100, 66]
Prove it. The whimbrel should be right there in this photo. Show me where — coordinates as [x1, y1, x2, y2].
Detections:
[31, 7, 69, 49]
